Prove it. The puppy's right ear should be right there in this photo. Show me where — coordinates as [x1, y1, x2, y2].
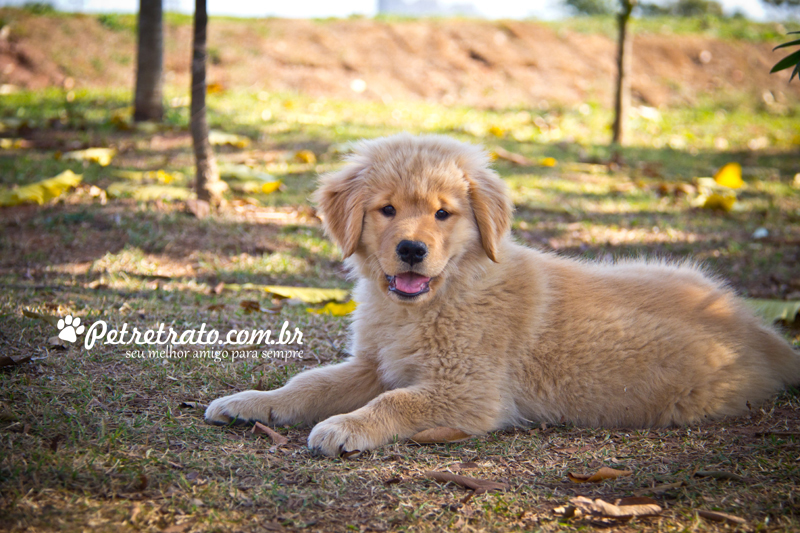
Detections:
[313, 163, 368, 258]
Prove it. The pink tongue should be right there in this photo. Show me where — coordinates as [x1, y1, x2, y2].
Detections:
[394, 272, 430, 294]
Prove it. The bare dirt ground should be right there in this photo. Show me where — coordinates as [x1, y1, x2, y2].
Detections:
[1, 11, 799, 108]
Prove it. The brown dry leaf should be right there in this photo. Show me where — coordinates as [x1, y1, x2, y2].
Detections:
[410, 427, 472, 444]
[570, 495, 662, 518]
[240, 300, 261, 313]
[252, 421, 289, 445]
[0, 355, 32, 368]
[424, 471, 508, 495]
[633, 480, 686, 496]
[47, 335, 69, 349]
[207, 304, 226, 312]
[568, 466, 633, 483]
[697, 510, 748, 525]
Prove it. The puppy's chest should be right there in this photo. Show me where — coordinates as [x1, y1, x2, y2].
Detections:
[358, 308, 477, 390]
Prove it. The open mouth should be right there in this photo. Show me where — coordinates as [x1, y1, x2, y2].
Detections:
[386, 272, 432, 298]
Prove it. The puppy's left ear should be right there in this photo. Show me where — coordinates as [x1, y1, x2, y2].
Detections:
[464, 166, 513, 262]
[313, 162, 368, 258]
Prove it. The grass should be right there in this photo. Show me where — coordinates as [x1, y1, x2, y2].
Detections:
[1, 85, 799, 531]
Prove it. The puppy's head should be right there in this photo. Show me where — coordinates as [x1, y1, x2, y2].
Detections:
[314, 134, 512, 304]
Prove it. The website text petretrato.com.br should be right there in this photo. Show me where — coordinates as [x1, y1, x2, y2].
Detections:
[82, 320, 304, 362]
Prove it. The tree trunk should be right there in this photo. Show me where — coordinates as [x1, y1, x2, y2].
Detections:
[190, 0, 223, 206]
[612, 0, 635, 146]
[133, 0, 163, 122]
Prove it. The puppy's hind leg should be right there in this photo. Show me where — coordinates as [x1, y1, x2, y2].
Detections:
[205, 358, 385, 427]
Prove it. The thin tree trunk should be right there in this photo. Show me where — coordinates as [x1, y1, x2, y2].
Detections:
[612, 0, 635, 146]
[133, 0, 163, 122]
[190, 0, 223, 206]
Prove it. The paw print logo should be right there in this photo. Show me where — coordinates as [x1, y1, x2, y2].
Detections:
[57, 315, 85, 343]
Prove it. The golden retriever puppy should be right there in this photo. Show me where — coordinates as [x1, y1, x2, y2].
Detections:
[206, 133, 800, 456]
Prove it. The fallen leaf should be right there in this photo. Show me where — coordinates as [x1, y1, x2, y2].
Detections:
[207, 82, 225, 94]
[294, 150, 317, 164]
[410, 427, 472, 444]
[570, 495, 662, 518]
[713, 162, 743, 189]
[0, 170, 82, 207]
[747, 299, 800, 323]
[106, 183, 192, 201]
[22, 308, 61, 328]
[568, 466, 633, 483]
[47, 336, 69, 349]
[227, 180, 282, 194]
[307, 300, 357, 316]
[112, 169, 184, 183]
[0, 355, 32, 368]
[424, 471, 508, 494]
[209, 130, 250, 148]
[62, 147, 115, 166]
[633, 480, 686, 496]
[252, 421, 289, 445]
[488, 126, 505, 138]
[492, 146, 533, 165]
[0, 138, 32, 149]
[207, 304, 226, 311]
[263, 286, 349, 304]
[697, 510, 747, 525]
[540, 157, 557, 167]
[239, 300, 281, 314]
[701, 191, 736, 212]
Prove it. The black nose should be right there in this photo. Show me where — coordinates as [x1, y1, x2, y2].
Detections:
[396, 240, 428, 266]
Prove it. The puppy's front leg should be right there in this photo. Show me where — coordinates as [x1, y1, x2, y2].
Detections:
[205, 358, 384, 426]
[308, 385, 501, 456]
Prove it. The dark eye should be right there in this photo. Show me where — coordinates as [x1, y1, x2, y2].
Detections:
[435, 209, 450, 220]
[381, 205, 396, 217]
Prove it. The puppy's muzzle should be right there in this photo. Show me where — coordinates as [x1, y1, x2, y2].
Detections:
[396, 240, 428, 266]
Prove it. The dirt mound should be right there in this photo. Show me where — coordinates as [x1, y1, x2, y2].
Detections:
[1, 10, 798, 108]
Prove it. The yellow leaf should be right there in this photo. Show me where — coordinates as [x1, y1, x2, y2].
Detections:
[62, 148, 115, 166]
[0, 138, 31, 149]
[0, 170, 82, 207]
[294, 150, 317, 164]
[747, 299, 800, 323]
[207, 82, 225, 94]
[713, 162, 743, 189]
[209, 130, 250, 148]
[261, 181, 281, 194]
[263, 286, 349, 304]
[701, 192, 736, 212]
[568, 466, 633, 483]
[488, 126, 505, 138]
[106, 182, 192, 201]
[307, 300, 357, 316]
[540, 157, 557, 167]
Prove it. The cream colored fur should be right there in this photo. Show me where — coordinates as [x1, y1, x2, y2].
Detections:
[205, 133, 800, 456]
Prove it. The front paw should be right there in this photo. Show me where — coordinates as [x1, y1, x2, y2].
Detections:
[307, 414, 383, 456]
[204, 390, 274, 425]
